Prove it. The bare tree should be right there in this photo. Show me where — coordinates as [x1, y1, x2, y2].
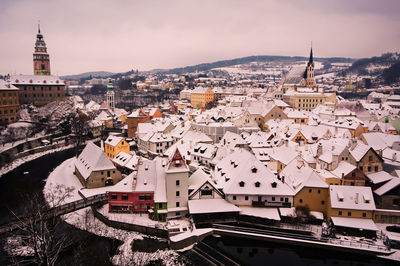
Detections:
[8, 185, 74, 265]
[70, 110, 89, 157]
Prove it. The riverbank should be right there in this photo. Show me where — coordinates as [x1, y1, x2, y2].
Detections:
[44, 157, 182, 265]
[0, 143, 74, 177]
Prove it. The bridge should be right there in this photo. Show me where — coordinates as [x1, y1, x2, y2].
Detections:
[0, 193, 108, 235]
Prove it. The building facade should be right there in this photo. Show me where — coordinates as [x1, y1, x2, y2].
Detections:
[0, 80, 20, 126]
[190, 87, 215, 109]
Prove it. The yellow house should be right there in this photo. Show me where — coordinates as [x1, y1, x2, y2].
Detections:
[327, 185, 375, 222]
[281, 159, 329, 216]
[104, 136, 130, 159]
[190, 87, 215, 109]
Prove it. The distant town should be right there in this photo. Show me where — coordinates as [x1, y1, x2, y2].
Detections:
[1, 24, 400, 265]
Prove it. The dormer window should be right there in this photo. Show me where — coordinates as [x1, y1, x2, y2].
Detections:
[255, 181, 260, 187]
[239, 181, 245, 187]
[271, 182, 277, 188]
[251, 166, 257, 173]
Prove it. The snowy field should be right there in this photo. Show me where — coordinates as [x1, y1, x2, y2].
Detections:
[42, 157, 182, 265]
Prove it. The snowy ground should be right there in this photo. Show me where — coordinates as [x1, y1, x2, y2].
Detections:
[98, 205, 166, 228]
[0, 143, 74, 178]
[43, 157, 182, 265]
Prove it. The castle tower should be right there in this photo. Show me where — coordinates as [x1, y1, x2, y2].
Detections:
[106, 78, 115, 111]
[304, 46, 316, 88]
[33, 23, 51, 75]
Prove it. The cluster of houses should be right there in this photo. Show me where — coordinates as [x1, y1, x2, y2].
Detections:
[71, 92, 400, 238]
[69, 51, 400, 238]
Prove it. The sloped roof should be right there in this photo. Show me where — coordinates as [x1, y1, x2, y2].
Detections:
[331, 161, 357, 178]
[214, 149, 294, 196]
[329, 185, 375, 211]
[374, 176, 400, 196]
[75, 142, 116, 180]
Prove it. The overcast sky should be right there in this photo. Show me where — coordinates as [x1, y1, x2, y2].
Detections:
[1, 0, 399, 75]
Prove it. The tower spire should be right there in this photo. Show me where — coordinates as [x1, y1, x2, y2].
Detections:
[38, 20, 40, 34]
[309, 41, 313, 64]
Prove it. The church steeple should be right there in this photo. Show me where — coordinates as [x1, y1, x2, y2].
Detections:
[33, 22, 51, 76]
[305, 44, 316, 88]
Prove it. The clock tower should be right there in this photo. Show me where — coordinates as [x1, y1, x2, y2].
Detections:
[33, 23, 51, 75]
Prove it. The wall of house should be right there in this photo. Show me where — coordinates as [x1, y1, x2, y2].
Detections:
[0, 89, 20, 125]
[189, 183, 223, 200]
[127, 116, 148, 138]
[263, 106, 287, 122]
[294, 187, 328, 215]
[356, 149, 383, 174]
[166, 171, 189, 209]
[327, 207, 373, 222]
[108, 192, 154, 212]
[86, 169, 122, 189]
[226, 194, 293, 207]
[342, 169, 366, 186]
[15, 84, 65, 106]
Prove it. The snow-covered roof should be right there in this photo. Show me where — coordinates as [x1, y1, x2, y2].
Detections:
[239, 207, 280, 221]
[280, 158, 328, 194]
[75, 142, 116, 180]
[105, 135, 125, 147]
[331, 217, 378, 231]
[366, 171, 394, 185]
[188, 198, 240, 214]
[213, 149, 294, 196]
[0, 79, 19, 91]
[329, 185, 375, 211]
[330, 161, 357, 179]
[9, 74, 64, 86]
[374, 176, 400, 196]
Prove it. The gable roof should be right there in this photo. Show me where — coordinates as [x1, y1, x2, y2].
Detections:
[329, 185, 375, 211]
[75, 142, 116, 180]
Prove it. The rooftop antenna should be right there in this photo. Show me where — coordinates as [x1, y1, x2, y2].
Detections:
[38, 20, 41, 33]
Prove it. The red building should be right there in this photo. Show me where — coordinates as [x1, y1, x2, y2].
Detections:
[108, 159, 157, 213]
[108, 191, 154, 213]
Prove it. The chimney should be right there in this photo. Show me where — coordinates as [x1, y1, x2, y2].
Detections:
[355, 193, 359, 204]
[317, 143, 323, 157]
[281, 175, 285, 184]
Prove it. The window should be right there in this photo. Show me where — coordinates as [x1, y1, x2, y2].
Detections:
[352, 172, 355, 178]
[245, 196, 248, 201]
[255, 182, 260, 187]
[368, 166, 371, 172]
[280, 197, 283, 201]
[309, 188, 312, 193]
[111, 194, 117, 200]
[369, 155, 373, 162]
[139, 195, 145, 200]
[359, 166, 363, 171]
[318, 189, 321, 194]
[176, 212, 180, 216]
[239, 181, 245, 187]
[362, 212, 366, 217]
[122, 195, 128, 200]
[176, 180, 180, 186]
[272, 196, 275, 201]
[348, 211, 352, 216]
[176, 191, 180, 197]
[321, 200, 325, 205]
[201, 189, 212, 196]
[176, 202, 180, 207]
[233, 195, 237, 200]
[338, 211, 342, 215]
[299, 199, 303, 203]
[374, 166, 378, 172]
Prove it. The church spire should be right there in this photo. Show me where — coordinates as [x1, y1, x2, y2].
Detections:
[309, 42, 313, 64]
[33, 23, 51, 75]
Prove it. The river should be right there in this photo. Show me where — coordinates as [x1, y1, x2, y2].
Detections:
[0, 148, 121, 265]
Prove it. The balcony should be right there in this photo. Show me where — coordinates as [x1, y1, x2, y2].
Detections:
[252, 201, 291, 208]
